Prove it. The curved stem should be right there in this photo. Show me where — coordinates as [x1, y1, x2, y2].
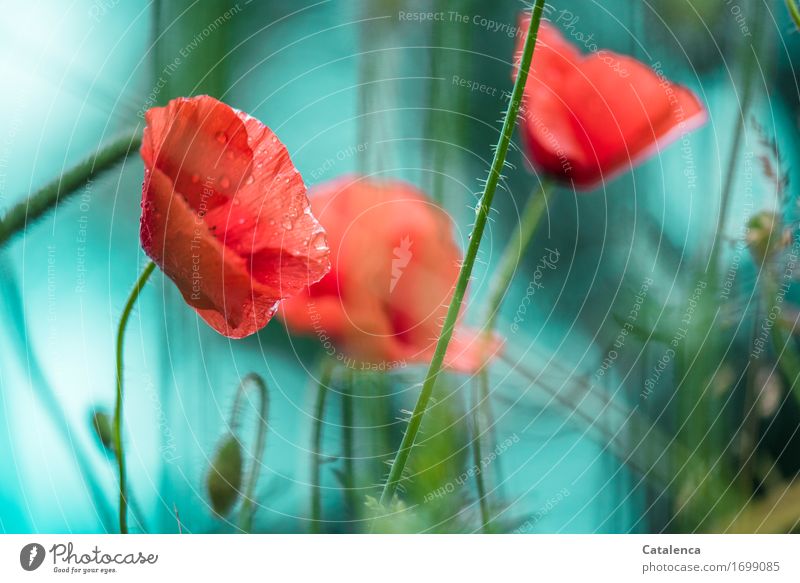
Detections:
[231, 373, 270, 533]
[0, 130, 142, 247]
[310, 358, 335, 532]
[113, 260, 156, 534]
[379, 0, 548, 506]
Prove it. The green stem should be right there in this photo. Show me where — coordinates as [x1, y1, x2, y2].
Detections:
[707, 7, 762, 273]
[0, 130, 142, 247]
[477, 364, 504, 499]
[787, 0, 800, 31]
[231, 373, 270, 533]
[470, 180, 551, 528]
[379, 0, 548, 506]
[341, 368, 356, 519]
[113, 260, 156, 534]
[485, 180, 552, 333]
[310, 359, 335, 533]
[470, 378, 491, 533]
[765, 275, 800, 402]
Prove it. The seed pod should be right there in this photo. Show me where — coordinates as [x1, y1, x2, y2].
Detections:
[207, 434, 243, 516]
[91, 410, 115, 454]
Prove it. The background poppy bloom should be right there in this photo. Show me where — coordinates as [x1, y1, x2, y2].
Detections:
[280, 175, 499, 372]
[516, 17, 707, 189]
[140, 95, 330, 338]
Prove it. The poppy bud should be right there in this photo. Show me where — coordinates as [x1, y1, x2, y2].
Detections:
[207, 434, 243, 516]
[90, 410, 115, 454]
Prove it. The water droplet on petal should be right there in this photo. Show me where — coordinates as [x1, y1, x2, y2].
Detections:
[215, 132, 227, 144]
[311, 232, 327, 251]
[245, 175, 254, 185]
[220, 176, 231, 189]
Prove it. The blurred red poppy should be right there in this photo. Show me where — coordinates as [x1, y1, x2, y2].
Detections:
[280, 175, 500, 372]
[515, 17, 706, 189]
[140, 95, 330, 338]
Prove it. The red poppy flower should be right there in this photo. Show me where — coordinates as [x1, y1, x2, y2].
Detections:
[515, 17, 706, 189]
[140, 95, 330, 338]
[280, 175, 500, 372]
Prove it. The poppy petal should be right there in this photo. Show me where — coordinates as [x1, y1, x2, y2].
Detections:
[516, 18, 706, 189]
[140, 95, 330, 338]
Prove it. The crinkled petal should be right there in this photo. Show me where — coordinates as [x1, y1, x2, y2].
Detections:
[141, 167, 281, 338]
[140, 95, 330, 338]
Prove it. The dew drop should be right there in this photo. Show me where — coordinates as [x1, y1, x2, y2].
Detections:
[311, 232, 327, 250]
[220, 176, 231, 189]
[215, 132, 228, 144]
[245, 175, 254, 185]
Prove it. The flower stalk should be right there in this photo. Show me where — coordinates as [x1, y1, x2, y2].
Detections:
[114, 260, 156, 534]
[471, 179, 552, 514]
[230, 373, 270, 533]
[310, 358, 335, 532]
[379, 0, 548, 506]
[0, 130, 141, 247]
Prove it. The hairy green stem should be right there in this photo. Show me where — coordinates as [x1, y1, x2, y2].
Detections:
[114, 260, 156, 534]
[0, 130, 141, 247]
[379, 0, 548, 506]
[230, 373, 270, 532]
[310, 359, 335, 532]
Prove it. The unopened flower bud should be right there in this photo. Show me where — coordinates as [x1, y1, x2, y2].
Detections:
[91, 410, 115, 454]
[207, 434, 243, 516]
